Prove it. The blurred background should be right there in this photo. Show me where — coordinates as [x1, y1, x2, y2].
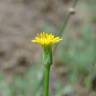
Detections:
[0, 0, 96, 96]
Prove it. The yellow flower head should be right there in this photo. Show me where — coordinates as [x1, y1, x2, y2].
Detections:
[32, 32, 62, 46]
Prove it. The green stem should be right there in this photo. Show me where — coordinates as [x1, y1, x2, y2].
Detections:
[44, 65, 51, 96]
[43, 46, 52, 96]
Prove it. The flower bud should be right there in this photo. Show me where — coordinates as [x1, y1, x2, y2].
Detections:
[69, 8, 76, 15]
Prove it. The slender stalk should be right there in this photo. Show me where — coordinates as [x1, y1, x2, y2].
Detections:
[54, 0, 79, 51]
[43, 46, 52, 96]
[57, 0, 79, 37]
[44, 65, 51, 96]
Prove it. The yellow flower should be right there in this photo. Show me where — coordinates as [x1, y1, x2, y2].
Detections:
[32, 32, 62, 46]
